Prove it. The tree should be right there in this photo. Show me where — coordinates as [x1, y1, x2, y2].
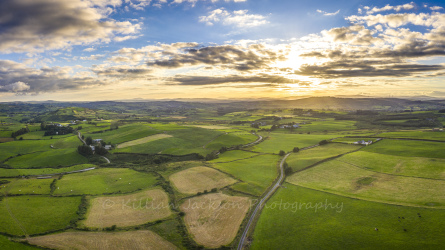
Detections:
[95, 146, 108, 156]
[85, 136, 93, 145]
[279, 150, 286, 156]
[319, 139, 329, 145]
[293, 147, 300, 153]
[77, 145, 93, 156]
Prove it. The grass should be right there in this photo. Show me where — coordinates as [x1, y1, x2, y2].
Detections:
[212, 154, 280, 196]
[362, 139, 445, 159]
[5, 148, 88, 168]
[0, 178, 53, 195]
[286, 143, 361, 172]
[251, 184, 445, 250]
[250, 133, 342, 154]
[378, 130, 445, 141]
[287, 159, 445, 208]
[340, 151, 445, 180]
[169, 166, 237, 194]
[84, 189, 172, 228]
[117, 134, 173, 149]
[0, 196, 81, 236]
[53, 168, 158, 196]
[0, 235, 40, 249]
[28, 230, 178, 250]
[210, 150, 259, 163]
[83, 123, 160, 144]
[296, 119, 357, 133]
[0, 164, 96, 177]
[205, 133, 258, 151]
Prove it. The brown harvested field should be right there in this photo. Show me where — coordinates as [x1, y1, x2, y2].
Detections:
[117, 134, 172, 149]
[169, 167, 237, 194]
[27, 230, 178, 250]
[181, 193, 250, 248]
[84, 189, 172, 228]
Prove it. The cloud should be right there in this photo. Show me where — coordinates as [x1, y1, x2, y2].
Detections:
[147, 44, 284, 71]
[199, 8, 268, 28]
[317, 9, 340, 16]
[0, 81, 31, 92]
[0, 60, 104, 93]
[321, 25, 381, 45]
[167, 73, 297, 86]
[0, 0, 141, 53]
[430, 6, 443, 11]
[363, 2, 415, 15]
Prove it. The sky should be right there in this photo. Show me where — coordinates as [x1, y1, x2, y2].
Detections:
[1, 0, 445, 101]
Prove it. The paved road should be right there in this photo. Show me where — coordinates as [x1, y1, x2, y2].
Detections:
[243, 134, 263, 148]
[237, 152, 290, 250]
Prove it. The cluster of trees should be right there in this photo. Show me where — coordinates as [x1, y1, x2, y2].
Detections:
[41, 122, 74, 136]
[11, 127, 29, 138]
[77, 145, 93, 156]
[205, 151, 219, 161]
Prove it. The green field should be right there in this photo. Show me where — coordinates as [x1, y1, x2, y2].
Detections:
[0, 235, 40, 249]
[286, 143, 361, 172]
[20, 131, 72, 140]
[0, 164, 96, 177]
[340, 151, 445, 180]
[296, 119, 357, 132]
[0, 178, 53, 195]
[252, 184, 445, 249]
[82, 123, 160, 144]
[5, 148, 88, 168]
[210, 150, 259, 163]
[362, 140, 445, 159]
[250, 133, 342, 154]
[114, 126, 224, 155]
[205, 132, 258, 151]
[287, 159, 445, 208]
[212, 154, 280, 196]
[378, 131, 445, 141]
[53, 168, 158, 195]
[0, 196, 81, 236]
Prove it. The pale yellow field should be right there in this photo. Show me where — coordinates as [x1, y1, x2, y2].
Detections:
[181, 193, 250, 248]
[84, 189, 172, 228]
[27, 230, 178, 250]
[117, 134, 172, 149]
[169, 167, 237, 194]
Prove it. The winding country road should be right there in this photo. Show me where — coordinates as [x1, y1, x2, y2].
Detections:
[237, 152, 290, 250]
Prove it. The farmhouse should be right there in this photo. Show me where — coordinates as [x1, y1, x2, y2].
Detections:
[354, 140, 373, 145]
[104, 145, 112, 150]
[90, 145, 95, 151]
[432, 128, 443, 132]
[93, 139, 103, 143]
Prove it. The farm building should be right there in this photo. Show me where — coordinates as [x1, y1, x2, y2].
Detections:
[354, 140, 373, 145]
[93, 139, 103, 143]
[432, 128, 443, 132]
[104, 145, 112, 150]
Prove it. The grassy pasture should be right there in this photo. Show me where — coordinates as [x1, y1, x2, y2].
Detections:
[169, 167, 237, 194]
[117, 134, 172, 149]
[205, 132, 257, 151]
[0, 235, 39, 250]
[362, 139, 445, 159]
[251, 184, 445, 250]
[0, 178, 53, 195]
[250, 133, 342, 154]
[0, 164, 96, 177]
[340, 151, 445, 180]
[0, 196, 81, 236]
[83, 123, 160, 144]
[287, 160, 445, 208]
[378, 130, 445, 141]
[332, 137, 378, 143]
[181, 193, 250, 248]
[187, 125, 233, 130]
[5, 148, 88, 168]
[53, 168, 158, 196]
[28, 230, 178, 250]
[286, 143, 361, 172]
[212, 154, 280, 196]
[296, 119, 357, 132]
[84, 189, 172, 228]
[210, 150, 259, 163]
[20, 131, 72, 140]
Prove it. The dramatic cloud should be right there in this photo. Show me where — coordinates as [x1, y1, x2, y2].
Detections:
[0, 60, 103, 93]
[147, 44, 284, 71]
[321, 25, 381, 45]
[0, 0, 141, 53]
[199, 8, 268, 28]
[168, 73, 298, 86]
[317, 9, 340, 16]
